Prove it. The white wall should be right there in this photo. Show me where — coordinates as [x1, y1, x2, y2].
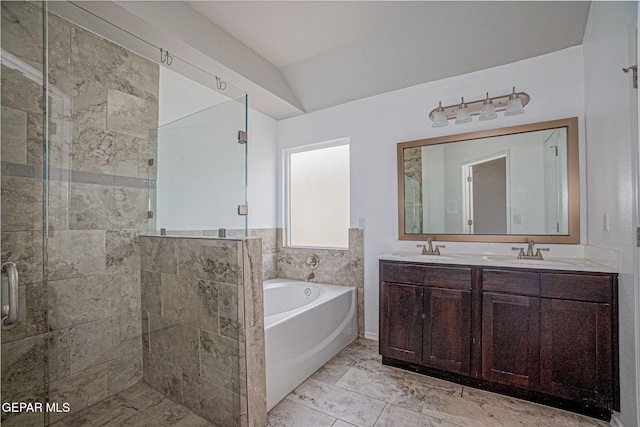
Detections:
[277, 46, 586, 340]
[583, 2, 639, 426]
[247, 108, 278, 229]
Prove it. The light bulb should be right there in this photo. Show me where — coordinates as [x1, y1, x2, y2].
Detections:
[432, 101, 449, 127]
[505, 87, 525, 116]
[455, 97, 472, 124]
[479, 92, 497, 121]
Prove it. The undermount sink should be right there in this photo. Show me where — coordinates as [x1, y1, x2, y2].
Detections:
[391, 252, 455, 260]
[482, 255, 593, 267]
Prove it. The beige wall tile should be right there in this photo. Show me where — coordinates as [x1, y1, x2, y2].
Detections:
[1, 106, 27, 163]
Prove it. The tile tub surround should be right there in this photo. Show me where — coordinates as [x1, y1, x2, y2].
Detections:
[267, 339, 609, 427]
[273, 228, 365, 338]
[140, 235, 267, 427]
[2, 2, 159, 425]
[250, 228, 278, 281]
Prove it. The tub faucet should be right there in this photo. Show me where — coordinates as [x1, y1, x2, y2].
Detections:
[417, 238, 446, 255]
[512, 240, 550, 260]
[306, 272, 315, 281]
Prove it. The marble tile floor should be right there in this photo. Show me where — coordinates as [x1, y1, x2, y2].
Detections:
[267, 339, 610, 427]
[50, 382, 217, 427]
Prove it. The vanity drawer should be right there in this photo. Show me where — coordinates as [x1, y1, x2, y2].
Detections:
[540, 273, 612, 303]
[381, 262, 424, 284]
[482, 269, 540, 296]
[424, 266, 471, 290]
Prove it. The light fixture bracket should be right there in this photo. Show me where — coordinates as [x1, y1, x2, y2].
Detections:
[429, 91, 530, 121]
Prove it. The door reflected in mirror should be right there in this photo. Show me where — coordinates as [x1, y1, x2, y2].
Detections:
[398, 118, 579, 243]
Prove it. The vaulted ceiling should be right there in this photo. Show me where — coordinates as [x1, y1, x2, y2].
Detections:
[80, 1, 591, 119]
[187, 1, 591, 114]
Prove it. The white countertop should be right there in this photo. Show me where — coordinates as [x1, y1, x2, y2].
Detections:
[378, 252, 618, 273]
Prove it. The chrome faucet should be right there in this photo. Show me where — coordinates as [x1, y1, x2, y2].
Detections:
[417, 238, 446, 255]
[512, 240, 550, 260]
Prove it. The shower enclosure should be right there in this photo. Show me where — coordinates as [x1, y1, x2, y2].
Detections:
[150, 97, 248, 237]
[1, 1, 249, 425]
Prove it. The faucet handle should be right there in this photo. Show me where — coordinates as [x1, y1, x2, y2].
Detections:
[535, 247, 550, 259]
[416, 244, 427, 255]
[512, 247, 525, 259]
[435, 245, 445, 255]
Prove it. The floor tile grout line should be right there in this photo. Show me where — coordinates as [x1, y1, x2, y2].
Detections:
[288, 385, 385, 427]
[324, 346, 488, 422]
[327, 366, 439, 418]
[371, 402, 389, 427]
[312, 374, 387, 406]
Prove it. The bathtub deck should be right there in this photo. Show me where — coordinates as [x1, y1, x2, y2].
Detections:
[267, 338, 609, 427]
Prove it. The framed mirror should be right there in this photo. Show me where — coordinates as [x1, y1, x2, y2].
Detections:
[398, 117, 579, 243]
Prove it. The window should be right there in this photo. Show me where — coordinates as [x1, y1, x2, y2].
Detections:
[285, 139, 350, 249]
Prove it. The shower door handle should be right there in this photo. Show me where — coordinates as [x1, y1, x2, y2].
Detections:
[1, 262, 19, 327]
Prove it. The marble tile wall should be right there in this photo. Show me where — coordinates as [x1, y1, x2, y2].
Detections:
[255, 228, 365, 338]
[1, 2, 159, 425]
[250, 228, 278, 280]
[140, 236, 266, 427]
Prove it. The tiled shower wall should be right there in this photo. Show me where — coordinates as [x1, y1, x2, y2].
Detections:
[140, 236, 266, 427]
[1, 2, 158, 424]
[250, 228, 365, 337]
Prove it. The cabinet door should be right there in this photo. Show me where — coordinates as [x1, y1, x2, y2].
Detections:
[482, 293, 540, 389]
[423, 287, 471, 375]
[379, 282, 423, 363]
[540, 298, 612, 407]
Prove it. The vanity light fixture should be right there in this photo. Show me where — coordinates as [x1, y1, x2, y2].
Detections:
[504, 86, 525, 116]
[479, 92, 498, 121]
[455, 97, 472, 124]
[432, 101, 449, 127]
[429, 87, 530, 125]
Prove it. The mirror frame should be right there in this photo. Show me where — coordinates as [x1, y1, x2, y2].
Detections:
[397, 117, 579, 243]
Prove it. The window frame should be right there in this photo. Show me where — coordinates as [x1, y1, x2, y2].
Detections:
[283, 137, 351, 250]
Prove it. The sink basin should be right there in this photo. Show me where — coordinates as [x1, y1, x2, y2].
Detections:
[391, 253, 455, 260]
[482, 256, 593, 267]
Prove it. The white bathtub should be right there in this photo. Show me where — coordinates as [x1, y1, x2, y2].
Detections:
[264, 278, 357, 410]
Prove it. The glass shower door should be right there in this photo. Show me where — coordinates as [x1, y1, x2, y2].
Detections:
[1, 2, 50, 426]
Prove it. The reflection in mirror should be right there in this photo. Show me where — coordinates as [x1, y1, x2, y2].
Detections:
[398, 118, 579, 243]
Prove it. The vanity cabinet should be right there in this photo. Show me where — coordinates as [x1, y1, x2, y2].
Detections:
[481, 270, 540, 390]
[379, 263, 472, 376]
[481, 292, 540, 389]
[539, 273, 614, 408]
[422, 268, 472, 375]
[481, 269, 615, 407]
[379, 281, 423, 363]
[379, 259, 619, 419]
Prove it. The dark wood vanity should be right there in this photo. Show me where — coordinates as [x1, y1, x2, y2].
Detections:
[379, 259, 619, 420]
